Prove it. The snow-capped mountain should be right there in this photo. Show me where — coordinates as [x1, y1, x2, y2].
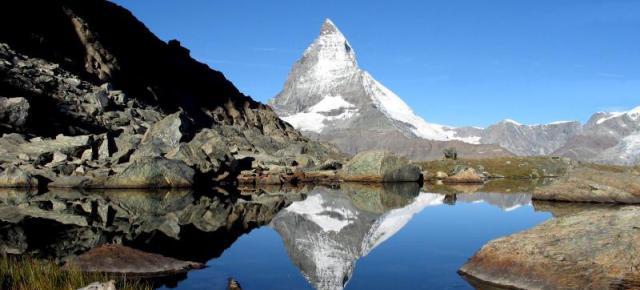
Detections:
[270, 185, 444, 290]
[269, 19, 639, 165]
[269, 19, 509, 160]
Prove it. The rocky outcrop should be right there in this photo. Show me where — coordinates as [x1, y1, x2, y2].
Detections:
[0, 0, 339, 189]
[65, 244, 203, 276]
[533, 166, 640, 203]
[339, 150, 421, 182]
[459, 206, 640, 290]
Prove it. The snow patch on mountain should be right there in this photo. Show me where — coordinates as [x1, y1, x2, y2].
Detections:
[362, 72, 478, 143]
[281, 95, 359, 133]
[596, 106, 640, 124]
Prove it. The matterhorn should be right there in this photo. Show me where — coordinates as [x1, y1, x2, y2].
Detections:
[269, 19, 507, 159]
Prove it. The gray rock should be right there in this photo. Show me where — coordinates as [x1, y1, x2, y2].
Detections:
[77, 281, 116, 290]
[141, 111, 192, 148]
[90, 157, 194, 188]
[340, 150, 421, 182]
[0, 165, 38, 188]
[0, 97, 29, 128]
[165, 143, 215, 174]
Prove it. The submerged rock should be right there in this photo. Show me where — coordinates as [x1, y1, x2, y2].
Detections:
[533, 167, 640, 203]
[459, 206, 640, 290]
[340, 150, 421, 182]
[65, 244, 204, 276]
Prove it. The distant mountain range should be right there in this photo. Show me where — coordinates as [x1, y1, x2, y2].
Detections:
[270, 19, 640, 165]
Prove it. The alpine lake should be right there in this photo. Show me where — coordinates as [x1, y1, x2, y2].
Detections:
[0, 179, 606, 290]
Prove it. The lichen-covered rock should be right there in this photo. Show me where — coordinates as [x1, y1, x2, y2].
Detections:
[459, 206, 640, 290]
[340, 150, 421, 182]
[90, 157, 194, 188]
[0, 165, 38, 188]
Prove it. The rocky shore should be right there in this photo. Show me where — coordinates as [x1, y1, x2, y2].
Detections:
[459, 206, 640, 290]
[533, 165, 640, 204]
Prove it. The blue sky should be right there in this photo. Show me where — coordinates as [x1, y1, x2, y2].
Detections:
[111, 0, 639, 127]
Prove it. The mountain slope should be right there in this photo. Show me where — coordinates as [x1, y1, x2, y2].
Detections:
[270, 19, 510, 160]
[0, 0, 337, 188]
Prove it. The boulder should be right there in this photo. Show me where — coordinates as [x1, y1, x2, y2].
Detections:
[339, 150, 421, 182]
[77, 280, 116, 290]
[533, 167, 640, 203]
[0, 97, 29, 129]
[90, 157, 194, 188]
[459, 206, 640, 290]
[0, 165, 38, 188]
[165, 143, 215, 174]
[141, 111, 192, 149]
[64, 244, 204, 276]
[444, 167, 485, 184]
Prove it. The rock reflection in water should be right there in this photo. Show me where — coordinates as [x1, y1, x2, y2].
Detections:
[0, 187, 298, 267]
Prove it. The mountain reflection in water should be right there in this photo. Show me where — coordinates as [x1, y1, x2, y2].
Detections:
[0, 181, 556, 290]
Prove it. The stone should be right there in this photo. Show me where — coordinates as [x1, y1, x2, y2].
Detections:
[0, 97, 29, 128]
[165, 143, 215, 174]
[77, 280, 116, 290]
[141, 111, 192, 148]
[64, 244, 204, 276]
[0, 165, 38, 188]
[459, 207, 640, 290]
[49, 176, 92, 188]
[340, 150, 421, 182]
[90, 157, 194, 188]
[444, 167, 485, 184]
[533, 167, 640, 203]
[435, 171, 448, 179]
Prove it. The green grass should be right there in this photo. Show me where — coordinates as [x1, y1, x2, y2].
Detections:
[0, 256, 152, 290]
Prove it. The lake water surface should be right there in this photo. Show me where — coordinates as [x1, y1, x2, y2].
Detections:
[159, 183, 553, 290]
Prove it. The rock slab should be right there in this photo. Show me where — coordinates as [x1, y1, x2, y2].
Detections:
[65, 244, 204, 276]
[459, 206, 640, 290]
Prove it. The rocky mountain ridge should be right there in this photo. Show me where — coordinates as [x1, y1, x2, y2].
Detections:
[0, 0, 339, 190]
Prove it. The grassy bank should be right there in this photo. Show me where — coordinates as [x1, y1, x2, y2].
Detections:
[0, 256, 152, 290]
[417, 156, 573, 179]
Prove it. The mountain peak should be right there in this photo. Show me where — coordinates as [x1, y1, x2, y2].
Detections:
[320, 18, 339, 35]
